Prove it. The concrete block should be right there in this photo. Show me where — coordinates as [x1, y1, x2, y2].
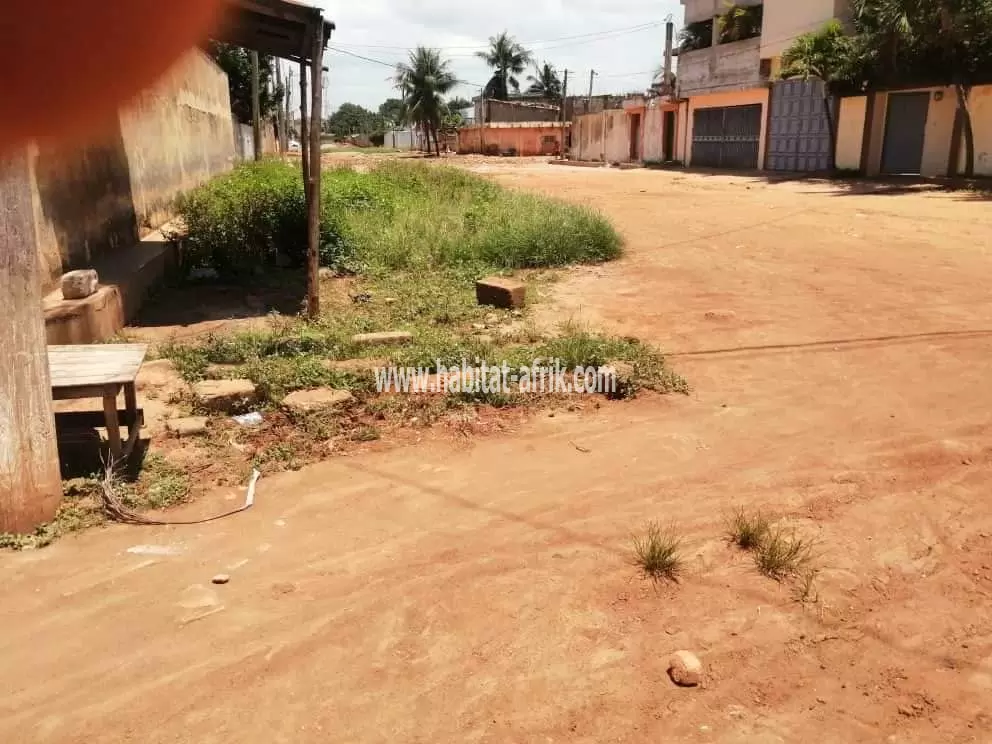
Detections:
[166, 416, 209, 437]
[193, 379, 256, 412]
[282, 388, 354, 413]
[476, 277, 526, 309]
[351, 331, 413, 347]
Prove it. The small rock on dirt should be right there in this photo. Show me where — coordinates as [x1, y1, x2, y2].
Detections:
[211, 574, 230, 585]
[193, 379, 257, 412]
[282, 388, 354, 413]
[166, 416, 209, 437]
[351, 331, 413, 346]
[318, 267, 334, 280]
[668, 650, 703, 687]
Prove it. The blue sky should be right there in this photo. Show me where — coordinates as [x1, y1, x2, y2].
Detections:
[286, 0, 684, 116]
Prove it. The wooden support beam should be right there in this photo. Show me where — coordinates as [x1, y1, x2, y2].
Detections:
[305, 21, 324, 320]
[251, 50, 262, 160]
[0, 150, 62, 533]
[299, 59, 310, 203]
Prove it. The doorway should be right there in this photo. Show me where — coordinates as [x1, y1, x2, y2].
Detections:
[663, 110, 676, 161]
[881, 92, 930, 175]
[629, 113, 642, 162]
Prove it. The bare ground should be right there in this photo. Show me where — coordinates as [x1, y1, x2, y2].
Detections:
[4, 163, 992, 743]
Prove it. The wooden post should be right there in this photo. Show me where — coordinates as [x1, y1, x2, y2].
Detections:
[251, 51, 262, 160]
[0, 150, 62, 533]
[306, 23, 324, 320]
[299, 60, 310, 202]
[560, 70, 568, 160]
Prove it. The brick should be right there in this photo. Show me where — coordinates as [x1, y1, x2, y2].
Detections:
[476, 277, 526, 309]
[165, 416, 209, 437]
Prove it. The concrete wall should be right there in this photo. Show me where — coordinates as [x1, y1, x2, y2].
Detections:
[760, 0, 850, 60]
[863, 87, 957, 177]
[685, 87, 770, 167]
[457, 124, 564, 156]
[959, 86, 992, 176]
[642, 106, 666, 162]
[30, 49, 236, 290]
[475, 99, 560, 124]
[678, 37, 764, 97]
[836, 95, 867, 171]
[571, 111, 631, 163]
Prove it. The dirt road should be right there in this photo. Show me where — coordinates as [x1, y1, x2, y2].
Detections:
[4, 165, 992, 743]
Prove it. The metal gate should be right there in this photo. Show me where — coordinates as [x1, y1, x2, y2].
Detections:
[766, 80, 833, 172]
[881, 92, 930, 174]
[691, 104, 762, 169]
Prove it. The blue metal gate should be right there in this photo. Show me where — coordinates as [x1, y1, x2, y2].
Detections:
[766, 80, 833, 172]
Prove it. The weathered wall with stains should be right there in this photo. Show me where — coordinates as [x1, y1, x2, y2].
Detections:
[836, 95, 868, 171]
[959, 86, 992, 176]
[457, 124, 564, 156]
[29, 50, 236, 290]
[641, 106, 670, 162]
[571, 110, 630, 163]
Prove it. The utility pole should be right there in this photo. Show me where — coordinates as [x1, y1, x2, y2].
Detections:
[587, 69, 597, 102]
[560, 69, 569, 159]
[0, 151, 62, 534]
[663, 21, 675, 92]
[275, 60, 287, 152]
[250, 50, 262, 160]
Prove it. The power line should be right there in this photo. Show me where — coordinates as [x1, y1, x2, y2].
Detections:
[331, 21, 666, 53]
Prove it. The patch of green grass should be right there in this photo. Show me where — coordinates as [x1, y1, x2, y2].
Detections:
[122, 454, 191, 511]
[0, 478, 106, 551]
[726, 506, 771, 551]
[632, 521, 683, 582]
[351, 425, 381, 442]
[754, 527, 814, 581]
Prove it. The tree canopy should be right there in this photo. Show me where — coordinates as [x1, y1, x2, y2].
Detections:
[395, 47, 457, 155]
[476, 31, 533, 99]
[526, 62, 563, 101]
[207, 42, 283, 125]
[325, 103, 385, 139]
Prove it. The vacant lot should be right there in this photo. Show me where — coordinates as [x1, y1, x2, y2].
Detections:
[3, 163, 992, 743]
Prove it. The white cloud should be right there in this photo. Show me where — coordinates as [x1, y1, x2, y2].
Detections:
[299, 0, 683, 115]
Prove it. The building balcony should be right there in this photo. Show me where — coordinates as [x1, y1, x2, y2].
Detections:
[676, 37, 765, 98]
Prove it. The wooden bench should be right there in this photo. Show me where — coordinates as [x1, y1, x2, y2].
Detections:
[48, 344, 148, 461]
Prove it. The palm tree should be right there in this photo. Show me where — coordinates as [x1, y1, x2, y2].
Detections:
[525, 62, 562, 101]
[394, 47, 457, 156]
[780, 20, 855, 171]
[475, 31, 533, 99]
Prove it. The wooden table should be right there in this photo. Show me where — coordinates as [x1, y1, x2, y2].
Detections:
[48, 344, 148, 460]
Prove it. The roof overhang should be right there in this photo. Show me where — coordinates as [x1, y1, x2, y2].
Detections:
[214, 0, 334, 62]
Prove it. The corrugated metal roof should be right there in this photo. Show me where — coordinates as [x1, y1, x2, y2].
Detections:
[214, 0, 334, 61]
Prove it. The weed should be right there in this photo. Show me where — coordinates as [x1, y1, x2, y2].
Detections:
[754, 527, 814, 580]
[726, 507, 771, 551]
[793, 568, 821, 604]
[122, 454, 191, 511]
[632, 521, 683, 582]
[351, 426, 381, 442]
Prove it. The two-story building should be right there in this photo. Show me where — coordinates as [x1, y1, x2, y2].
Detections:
[677, 0, 849, 171]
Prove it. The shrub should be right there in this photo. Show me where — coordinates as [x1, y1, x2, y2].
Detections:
[175, 160, 622, 277]
[726, 507, 771, 550]
[632, 521, 683, 582]
[754, 527, 814, 580]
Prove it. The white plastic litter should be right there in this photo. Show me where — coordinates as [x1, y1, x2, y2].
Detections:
[232, 411, 264, 427]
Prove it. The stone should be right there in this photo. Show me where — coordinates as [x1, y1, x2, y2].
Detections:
[318, 267, 334, 280]
[668, 650, 703, 687]
[61, 269, 99, 300]
[484, 313, 500, 324]
[476, 276, 526, 309]
[471, 323, 486, 331]
[351, 331, 413, 347]
[322, 358, 388, 374]
[166, 416, 209, 437]
[211, 574, 231, 585]
[282, 388, 354, 413]
[193, 379, 257, 412]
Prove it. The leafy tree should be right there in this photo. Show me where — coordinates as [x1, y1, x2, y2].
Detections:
[395, 47, 457, 156]
[207, 42, 283, 124]
[780, 20, 856, 170]
[378, 98, 406, 127]
[475, 31, 533, 99]
[325, 103, 384, 139]
[526, 62, 563, 101]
